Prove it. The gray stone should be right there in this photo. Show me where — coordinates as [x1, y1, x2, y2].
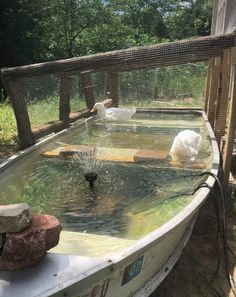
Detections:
[0, 203, 31, 233]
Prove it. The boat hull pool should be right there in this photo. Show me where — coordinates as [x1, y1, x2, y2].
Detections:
[0, 110, 219, 297]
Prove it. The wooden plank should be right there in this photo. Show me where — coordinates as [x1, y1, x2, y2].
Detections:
[41, 144, 206, 169]
[231, 46, 236, 64]
[109, 72, 119, 107]
[1, 33, 235, 80]
[223, 62, 236, 186]
[81, 71, 95, 109]
[4, 79, 35, 149]
[214, 49, 231, 143]
[206, 57, 221, 128]
[32, 120, 65, 139]
[59, 77, 71, 125]
[204, 59, 214, 112]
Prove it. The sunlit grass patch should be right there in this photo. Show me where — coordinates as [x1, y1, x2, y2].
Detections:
[0, 101, 18, 153]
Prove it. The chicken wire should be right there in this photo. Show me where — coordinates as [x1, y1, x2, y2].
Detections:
[18, 62, 207, 128]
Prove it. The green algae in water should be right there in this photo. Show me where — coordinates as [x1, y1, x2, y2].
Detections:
[3, 160, 203, 239]
[0, 112, 213, 256]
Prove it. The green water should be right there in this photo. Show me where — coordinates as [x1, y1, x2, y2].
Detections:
[0, 112, 213, 256]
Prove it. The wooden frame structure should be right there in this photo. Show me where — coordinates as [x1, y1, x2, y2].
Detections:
[1, 33, 236, 186]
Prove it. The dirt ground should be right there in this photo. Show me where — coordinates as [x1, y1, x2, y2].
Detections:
[152, 196, 236, 297]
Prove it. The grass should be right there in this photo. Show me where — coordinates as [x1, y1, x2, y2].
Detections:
[0, 64, 206, 155]
[0, 101, 18, 153]
[0, 94, 204, 156]
[0, 97, 87, 154]
[121, 97, 204, 109]
[27, 97, 87, 126]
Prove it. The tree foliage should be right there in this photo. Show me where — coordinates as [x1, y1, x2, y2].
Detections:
[0, 0, 212, 100]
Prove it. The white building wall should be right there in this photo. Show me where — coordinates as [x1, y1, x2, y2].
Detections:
[211, 0, 236, 34]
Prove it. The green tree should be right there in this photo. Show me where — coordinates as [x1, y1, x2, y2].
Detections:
[46, 0, 132, 58]
[0, 0, 52, 100]
[108, 0, 171, 40]
[165, 0, 213, 40]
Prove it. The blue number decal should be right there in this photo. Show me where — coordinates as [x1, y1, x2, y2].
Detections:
[121, 256, 144, 286]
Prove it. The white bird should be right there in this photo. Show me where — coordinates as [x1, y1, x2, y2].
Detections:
[91, 102, 136, 121]
[169, 130, 201, 161]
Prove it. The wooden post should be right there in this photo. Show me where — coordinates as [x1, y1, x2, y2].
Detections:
[109, 72, 119, 107]
[81, 70, 95, 109]
[206, 57, 221, 129]
[214, 49, 231, 144]
[204, 59, 214, 113]
[5, 79, 35, 149]
[223, 47, 236, 187]
[59, 77, 71, 125]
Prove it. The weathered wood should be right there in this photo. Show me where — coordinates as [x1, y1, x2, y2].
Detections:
[41, 144, 205, 169]
[109, 72, 119, 107]
[204, 59, 214, 112]
[81, 71, 95, 109]
[231, 46, 236, 64]
[32, 121, 65, 139]
[223, 63, 236, 186]
[4, 79, 35, 149]
[69, 110, 91, 122]
[206, 57, 222, 128]
[59, 77, 71, 125]
[1, 33, 235, 80]
[214, 49, 231, 143]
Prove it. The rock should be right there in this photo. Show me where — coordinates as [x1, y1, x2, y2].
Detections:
[33, 214, 62, 250]
[0, 214, 62, 271]
[0, 203, 31, 233]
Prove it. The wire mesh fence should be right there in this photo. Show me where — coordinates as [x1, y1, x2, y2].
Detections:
[0, 33, 235, 149]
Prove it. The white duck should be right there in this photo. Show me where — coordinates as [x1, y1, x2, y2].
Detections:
[91, 102, 136, 121]
[169, 130, 201, 161]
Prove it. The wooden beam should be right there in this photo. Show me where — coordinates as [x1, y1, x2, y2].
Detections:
[32, 120, 65, 139]
[1, 33, 235, 80]
[214, 49, 231, 144]
[223, 48, 236, 186]
[4, 79, 35, 149]
[81, 71, 95, 109]
[109, 72, 119, 107]
[206, 57, 221, 128]
[59, 77, 71, 125]
[204, 59, 214, 112]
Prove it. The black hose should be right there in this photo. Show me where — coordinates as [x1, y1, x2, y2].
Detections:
[162, 171, 236, 296]
[199, 172, 236, 296]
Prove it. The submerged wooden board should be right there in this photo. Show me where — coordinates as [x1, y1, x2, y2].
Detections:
[94, 119, 203, 129]
[42, 145, 206, 169]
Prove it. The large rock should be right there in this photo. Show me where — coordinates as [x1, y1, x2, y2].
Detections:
[0, 203, 31, 233]
[0, 214, 62, 271]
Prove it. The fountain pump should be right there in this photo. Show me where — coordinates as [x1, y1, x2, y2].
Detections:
[84, 172, 98, 188]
